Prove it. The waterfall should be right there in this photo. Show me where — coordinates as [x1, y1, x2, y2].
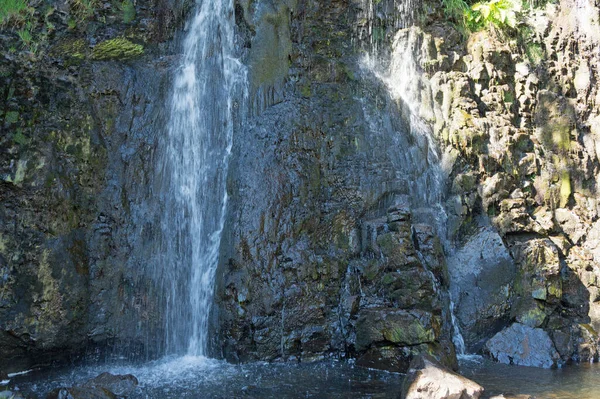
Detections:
[359, 4, 447, 241]
[155, 0, 247, 357]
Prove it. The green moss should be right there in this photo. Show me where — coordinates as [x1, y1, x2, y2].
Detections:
[92, 38, 144, 61]
[13, 130, 27, 145]
[5, 110, 19, 124]
[382, 320, 435, 345]
[300, 84, 312, 97]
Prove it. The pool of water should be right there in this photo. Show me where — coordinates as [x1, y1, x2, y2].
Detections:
[4, 356, 600, 398]
[460, 356, 600, 399]
[3, 356, 404, 399]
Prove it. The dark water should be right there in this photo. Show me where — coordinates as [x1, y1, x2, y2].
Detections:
[4, 356, 600, 398]
[2, 356, 404, 399]
[460, 356, 600, 399]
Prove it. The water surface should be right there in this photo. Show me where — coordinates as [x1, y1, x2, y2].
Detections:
[461, 357, 600, 399]
[6, 356, 600, 398]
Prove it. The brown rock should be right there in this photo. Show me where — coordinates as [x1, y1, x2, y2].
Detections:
[400, 354, 484, 399]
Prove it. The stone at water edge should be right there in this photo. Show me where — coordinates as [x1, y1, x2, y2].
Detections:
[485, 323, 560, 368]
[400, 354, 484, 399]
[490, 395, 535, 399]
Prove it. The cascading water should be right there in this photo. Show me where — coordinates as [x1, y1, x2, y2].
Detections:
[359, 0, 466, 354]
[155, 0, 247, 357]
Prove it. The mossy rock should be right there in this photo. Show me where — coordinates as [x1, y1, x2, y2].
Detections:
[50, 39, 87, 62]
[92, 38, 144, 61]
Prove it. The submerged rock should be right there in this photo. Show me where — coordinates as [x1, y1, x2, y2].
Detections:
[0, 391, 25, 399]
[485, 323, 560, 368]
[46, 373, 138, 399]
[400, 354, 484, 399]
[81, 373, 138, 397]
[46, 387, 116, 399]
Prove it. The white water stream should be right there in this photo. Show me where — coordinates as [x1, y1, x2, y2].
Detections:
[156, 0, 247, 356]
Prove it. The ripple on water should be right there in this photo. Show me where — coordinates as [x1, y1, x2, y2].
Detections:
[9, 357, 405, 399]
[460, 358, 600, 399]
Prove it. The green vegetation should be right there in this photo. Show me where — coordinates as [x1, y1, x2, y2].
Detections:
[442, 0, 524, 33]
[70, 0, 97, 19]
[119, 0, 136, 23]
[0, 0, 32, 26]
[92, 38, 144, 60]
[442, 0, 471, 30]
[468, 0, 522, 30]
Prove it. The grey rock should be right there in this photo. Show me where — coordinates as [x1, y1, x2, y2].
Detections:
[485, 323, 560, 368]
[447, 226, 515, 350]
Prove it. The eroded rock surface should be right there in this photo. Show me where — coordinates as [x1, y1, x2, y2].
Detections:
[401, 354, 484, 399]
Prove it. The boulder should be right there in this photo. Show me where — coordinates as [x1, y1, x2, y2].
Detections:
[447, 226, 515, 351]
[400, 354, 484, 399]
[485, 323, 560, 368]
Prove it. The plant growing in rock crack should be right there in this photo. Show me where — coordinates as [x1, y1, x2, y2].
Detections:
[467, 0, 523, 31]
[442, 0, 525, 33]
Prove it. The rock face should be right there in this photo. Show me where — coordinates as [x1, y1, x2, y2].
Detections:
[485, 323, 560, 368]
[214, 0, 457, 370]
[0, 0, 191, 371]
[401, 354, 484, 399]
[1, 0, 600, 375]
[387, 0, 600, 363]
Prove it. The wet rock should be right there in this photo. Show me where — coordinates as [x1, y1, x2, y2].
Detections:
[0, 392, 25, 399]
[400, 354, 484, 399]
[46, 373, 138, 399]
[485, 323, 560, 368]
[490, 395, 535, 399]
[510, 238, 562, 328]
[81, 373, 138, 397]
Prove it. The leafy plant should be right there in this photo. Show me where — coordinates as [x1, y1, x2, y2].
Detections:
[467, 0, 523, 30]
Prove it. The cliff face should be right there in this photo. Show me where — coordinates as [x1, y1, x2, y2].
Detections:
[0, 0, 191, 371]
[215, 0, 457, 369]
[390, 0, 600, 365]
[1, 0, 599, 374]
